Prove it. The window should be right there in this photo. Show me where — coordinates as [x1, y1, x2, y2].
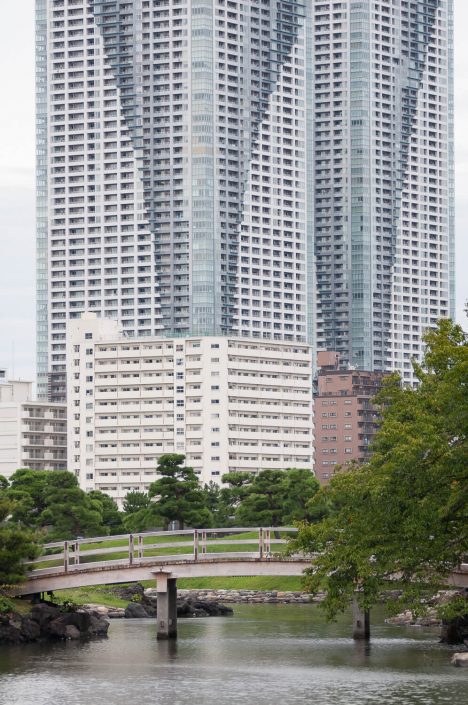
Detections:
[85, 332, 93, 339]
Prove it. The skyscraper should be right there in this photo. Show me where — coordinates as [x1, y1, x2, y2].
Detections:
[36, 0, 316, 401]
[311, 0, 454, 382]
[36, 1, 454, 400]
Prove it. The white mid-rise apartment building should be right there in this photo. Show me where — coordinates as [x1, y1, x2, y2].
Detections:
[67, 313, 313, 505]
[0, 369, 67, 479]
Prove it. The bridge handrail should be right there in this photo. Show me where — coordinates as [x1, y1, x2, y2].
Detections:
[27, 527, 299, 576]
[39, 526, 298, 551]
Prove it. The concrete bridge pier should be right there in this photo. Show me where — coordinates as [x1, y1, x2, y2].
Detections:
[352, 599, 370, 640]
[155, 572, 177, 640]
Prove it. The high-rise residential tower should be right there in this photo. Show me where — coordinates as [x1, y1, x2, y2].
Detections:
[311, 0, 454, 382]
[36, 1, 454, 401]
[36, 0, 316, 401]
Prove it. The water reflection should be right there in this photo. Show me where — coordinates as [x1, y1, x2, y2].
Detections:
[0, 605, 466, 705]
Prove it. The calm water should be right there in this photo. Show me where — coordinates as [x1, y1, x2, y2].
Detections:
[0, 604, 466, 705]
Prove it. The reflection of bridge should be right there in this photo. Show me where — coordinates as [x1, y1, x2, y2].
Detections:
[15, 527, 468, 640]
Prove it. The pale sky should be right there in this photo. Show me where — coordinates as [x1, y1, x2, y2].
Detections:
[0, 2, 467, 381]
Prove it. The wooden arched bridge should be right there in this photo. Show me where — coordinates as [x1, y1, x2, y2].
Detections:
[16, 527, 468, 640]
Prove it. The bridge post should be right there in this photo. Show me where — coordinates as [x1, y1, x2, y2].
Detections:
[201, 530, 207, 555]
[129, 534, 134, 565]
[352, 598, 370, 640]
[64, 541, 69, 573]
[156, 573, 177, 640]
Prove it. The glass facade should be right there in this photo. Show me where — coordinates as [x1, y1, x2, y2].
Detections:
[36, 1, 454, 397]
[311, 0, 454, 383]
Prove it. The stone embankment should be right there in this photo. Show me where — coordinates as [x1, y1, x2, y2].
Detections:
[82, 586, 318, 620]
[0, 602, 109, 645]
[175, 589, 321, 605]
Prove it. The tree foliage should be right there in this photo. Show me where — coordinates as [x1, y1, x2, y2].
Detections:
[4, 470, 110, 540]
[0, 497, 40, 586]
[123, 490, 151, 515]
[124, 455, 213, 531]
[290, 319, 468, 618]
[220, 468, 320, 527]
[88, 490, 124, 534]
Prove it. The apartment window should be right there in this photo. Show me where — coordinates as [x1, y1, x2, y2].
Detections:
[85, 332, 92, 339]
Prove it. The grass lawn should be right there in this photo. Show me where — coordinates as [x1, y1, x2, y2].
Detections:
[46, 575, 306, 608]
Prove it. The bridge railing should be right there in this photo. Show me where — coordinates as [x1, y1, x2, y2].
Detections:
[26, 527, 299, 577]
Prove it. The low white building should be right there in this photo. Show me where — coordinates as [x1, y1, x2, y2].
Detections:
[67, 313, 314, 505]
[0, 370, 67, 478]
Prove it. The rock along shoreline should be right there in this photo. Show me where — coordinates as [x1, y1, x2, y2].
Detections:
[0, 602, 109, 645]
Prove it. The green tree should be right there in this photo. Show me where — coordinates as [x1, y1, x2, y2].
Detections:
[88, 490, 124, 534]
[7, 469, 51, 526]
[280, 469, 321, 524]
[123, 490, 150, 515]
[229, 468, 320, 527]
[0, 497, 40, 586]
[234, 469, 288, 527]
[6, 470, 107, 540]
[201, 481, 234, 527]
[147, 454, 213, 529]
[40, 474, 105, 540]
[290, 318, 468, 619]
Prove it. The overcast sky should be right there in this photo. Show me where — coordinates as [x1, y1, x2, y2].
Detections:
[0, 2, 467, 381]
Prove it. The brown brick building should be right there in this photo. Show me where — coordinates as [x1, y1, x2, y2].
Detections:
[313, 352, 385, 484]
